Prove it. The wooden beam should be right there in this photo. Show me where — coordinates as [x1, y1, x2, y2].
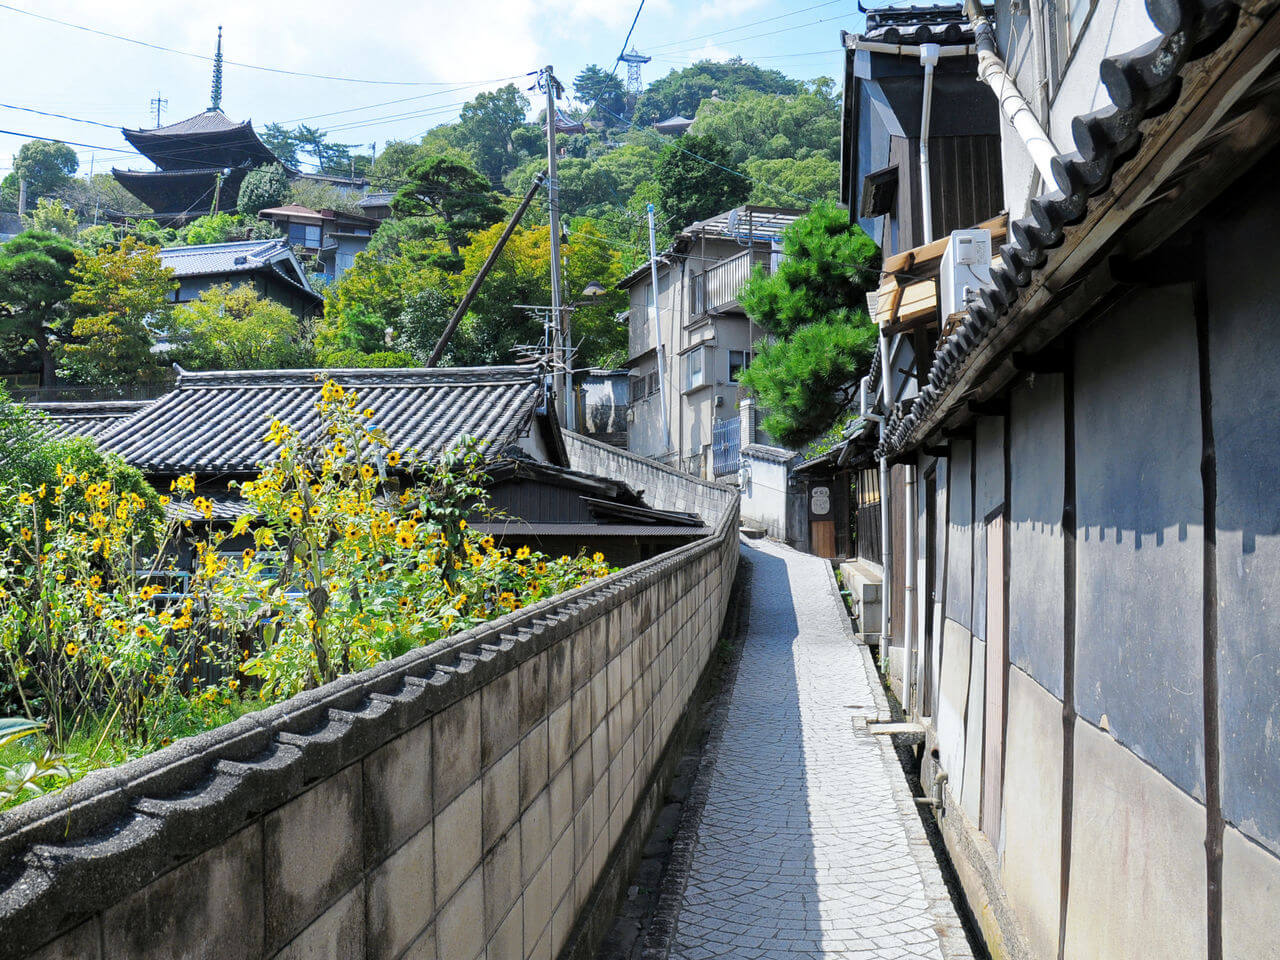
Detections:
[881, 309, 939, 338]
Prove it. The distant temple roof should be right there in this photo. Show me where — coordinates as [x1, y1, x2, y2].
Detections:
[111, 164, 250, 222]
[120, 109, 279, 172]
[653, 115, 694, 135]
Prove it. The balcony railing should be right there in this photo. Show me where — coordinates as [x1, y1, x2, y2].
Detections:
[701, 251, 757, 313]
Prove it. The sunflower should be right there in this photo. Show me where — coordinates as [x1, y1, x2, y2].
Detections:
[515, 546, 531, 560]
[17, 492, 33, 506]
[360, 464, 375, 480]
[387, 451, 402, 467]
[396, 529, 416, 549]
[19, 527, 31, 541]
[535, 561, 547, 575]
[64, 641, 79, 657]
[288, 505, 304, 523]
[592, 552, 605, 564]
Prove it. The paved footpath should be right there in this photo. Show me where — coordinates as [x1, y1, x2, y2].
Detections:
[671, 539, 973, 960]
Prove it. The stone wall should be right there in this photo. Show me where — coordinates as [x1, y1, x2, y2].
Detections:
[0, 435, 739, 960]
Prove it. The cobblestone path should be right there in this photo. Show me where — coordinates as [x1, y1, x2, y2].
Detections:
[671, 539, 972, 960]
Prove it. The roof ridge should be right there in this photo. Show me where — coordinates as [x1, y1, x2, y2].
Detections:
[172, 365, 539, 388]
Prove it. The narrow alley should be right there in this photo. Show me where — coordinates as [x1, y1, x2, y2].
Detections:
[671, 540, 974, 959]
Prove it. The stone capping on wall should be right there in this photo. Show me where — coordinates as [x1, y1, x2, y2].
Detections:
[0, 433, 739, 958]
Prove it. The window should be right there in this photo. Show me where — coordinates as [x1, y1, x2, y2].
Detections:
[353, 227, 371, 237]
[647, 371, 660, 397]
[1046, 0, 1096, 84]
[630, 376, 646, 404]
[692, 273, 706, 315]
[728, 350, 750, 383]
[288, 222, 321, 247]
[684, 346, 710, 392]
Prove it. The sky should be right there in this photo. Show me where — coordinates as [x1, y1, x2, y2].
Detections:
[0, 0, 867, 179]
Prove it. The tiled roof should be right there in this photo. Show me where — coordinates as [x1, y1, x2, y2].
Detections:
[97, 366, 546, 475]
[28, 401, 155, 441]
[860, 3, 975, 45]
[741, 443, 798, 464]
[123, 109, 247, 138]
[358, 192, 395, 208]
[158, 239, 292, 277]
[878, 0, 1246, 456]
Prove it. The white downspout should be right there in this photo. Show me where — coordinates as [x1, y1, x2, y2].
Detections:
[965, 0, 1062, 191]
[919, 43, 940, 244]
[903, 462, 918, 715]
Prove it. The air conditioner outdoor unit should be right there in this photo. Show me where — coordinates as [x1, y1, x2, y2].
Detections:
[940, 229, 992, 321]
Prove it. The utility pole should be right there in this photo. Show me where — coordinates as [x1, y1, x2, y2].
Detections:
[89, 153, 99, 225]
[150, 91, 168, 128]
[543, 65, 572, 430]
[647, 203, 673, 458]
[17, 177, 26, 218]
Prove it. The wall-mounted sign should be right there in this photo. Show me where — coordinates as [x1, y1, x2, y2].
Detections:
[811, 485, 830, 516]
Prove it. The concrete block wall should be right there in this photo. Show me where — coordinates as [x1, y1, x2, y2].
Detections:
[0, 439, 740, 960]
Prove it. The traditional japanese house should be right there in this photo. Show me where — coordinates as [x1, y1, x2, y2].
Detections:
[839, 0, 1280, 957]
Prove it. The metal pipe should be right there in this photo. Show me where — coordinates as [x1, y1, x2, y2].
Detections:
[426, 171, 546, 367]
[918, 43, 940, 244]
[964, 0, 1063, 192]
[544, 66, 569, 428]
[646, 203, 673, 456]
[903, 463, 918, 715]
[878, 334, 894, 653]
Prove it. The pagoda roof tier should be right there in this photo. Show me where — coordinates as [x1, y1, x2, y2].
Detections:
[121, 109, 279, 171]
[111, 165, 248, 224]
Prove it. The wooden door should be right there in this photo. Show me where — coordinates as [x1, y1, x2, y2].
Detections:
[981, 510, 1006, 840]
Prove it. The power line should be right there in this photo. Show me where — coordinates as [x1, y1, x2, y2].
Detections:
[0, 3, 498, 87]
[643, 0, 845, 52]
[0, 103, 121, 131]
[277, 76, 532, 125]
[654, 15, 849, 58]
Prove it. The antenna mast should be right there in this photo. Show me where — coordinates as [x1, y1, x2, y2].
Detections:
[617, 47, 651, 112]
[150, 91, 168, 127]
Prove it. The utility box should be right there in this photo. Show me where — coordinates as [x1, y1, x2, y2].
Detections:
[940, 228, 993, 319]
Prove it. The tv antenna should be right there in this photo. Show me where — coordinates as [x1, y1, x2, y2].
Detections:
[150, 91, 168, 128]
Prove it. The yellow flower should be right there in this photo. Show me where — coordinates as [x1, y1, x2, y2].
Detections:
[36, 483, 46, 499]
[396, 529, 416, 549]
[64, 641, 79, 657]
[363, 408, 374, 418]
[458, 519, 467, 531]
[592, 552, 605, 564]
[360, 464, 375, 480]
[88, 575, 103, 589]
[19, 527, 31, 541]
[387, 451, 401, 467]
[136, 625, 150, 639]
[515, 546, 531, 560]
[288, 505, 304, 524]
[18, 492, 33, 506]
[333, 441, 347, 457]
[535, 561, 547, 575]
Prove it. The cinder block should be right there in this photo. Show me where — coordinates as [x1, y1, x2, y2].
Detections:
[483, 824, 522, 936]
[550, 883, 575, 956]
[606, 655, 621, 710]
[547, 702, 571, 776]
[482, 669, 520, 769]
[571, 627, 592, 690]
[520, 790, 551, 884]
[487, 893, 523, 960]
[549, 762, 573, 840]
[400, 925, 437, 960]
[550, 827, 574, 911]
[365, 824, 434, 960]
[521, 858, 552, 955]
[435, 781, 483, 904]
[546, 639, 571, 708]
[571, 744, 593, 811]
[518, 651, 548, 737]
[433, 694, 481, 812]
[363, 719, 432, 862]
[591, 725, 609, 787]
[590, 671, 607, 728]
[264, 765, 364, 951]
[573, 804, 593, 871]
[518, 721, 549, 813]
[479, 747, 520, 852]
[570, 686, 591, 749]
[101, 823, 263, 960]
[436, 871, 485, 960]
[273, 882, 364, 960]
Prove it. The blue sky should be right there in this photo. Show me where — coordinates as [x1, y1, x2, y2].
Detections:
[0, 0, 865, 179]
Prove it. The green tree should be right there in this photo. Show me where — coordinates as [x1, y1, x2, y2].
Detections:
[0, 231, 78, 385]
[370, 140, 426, 190]
[654, 132, 751, 229]
[574, 65, 626, 122]
[453, 85, 533, 186]
[237, 163, 291, 217]
[744, 156, 839, 206]
[391, 154, 505, 262]
[181, 212, 241, 245]
[690, 90, 840, 167]
[737, 205, 881, 446]
[395, 288, 454, 364]
[168, 282, 309, 370]
[633, 59, 800, 125]
[25, 198, 79, 237]
[60, 237, 176, 386]
[12, 140, 79, 199]
[287, 178, 363, 216]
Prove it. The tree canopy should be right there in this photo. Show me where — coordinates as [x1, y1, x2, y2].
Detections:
[737, 205, 881, 447]
[654, 132, 751, 229]
[391, 154, 505, 262]
[0, 231, 78, 385]
[633, 59, 800, 125]
[574, 65, 627, 123]
[13, 140, 79, 199]
[168, 283, 309, 370]
[237, 163, 291, 217]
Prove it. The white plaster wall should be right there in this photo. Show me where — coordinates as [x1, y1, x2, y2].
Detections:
[739, 456, 790, 540]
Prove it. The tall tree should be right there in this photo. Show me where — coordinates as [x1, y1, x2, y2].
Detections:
[689, 89, 840, 167]
[737, 204, 881, 446]
[453, 85, 533, 186]
[61, 237, 176, 386]
[237, 163, 290, 217]
[633, 59, 800, 125]
[12, 140, 79, 199]
[573, 65, 626, 122]
[391, 155, 505, 262]
[653, 132, 751, 229]
[0, 231, 78, 385]
[168, 283, 309, 370]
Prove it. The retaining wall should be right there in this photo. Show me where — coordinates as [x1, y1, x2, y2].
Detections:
[0, 434, 739, 960]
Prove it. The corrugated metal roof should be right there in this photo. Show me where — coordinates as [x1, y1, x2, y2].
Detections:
[28, 401, 155, 441]
[97, 366, 546, 475]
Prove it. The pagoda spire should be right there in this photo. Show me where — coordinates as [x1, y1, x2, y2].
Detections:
[210, 26, 223, 111]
